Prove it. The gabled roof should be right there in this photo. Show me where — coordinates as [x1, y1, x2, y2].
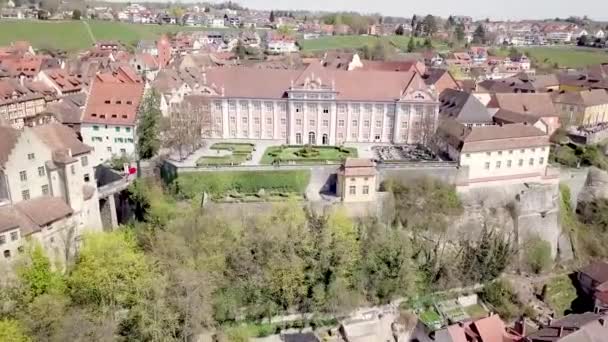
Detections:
[439, 89, 494, 124]
[82, 66, 144, 125]
[15, 196, 73, 227]
[0, 125, 20, 167]
[488, 93, 559, 117]
[30, 123, 92, 156]
[438, 119, 549, 153]
[553, 89, 608, 107]
[580, 261, 608, 285]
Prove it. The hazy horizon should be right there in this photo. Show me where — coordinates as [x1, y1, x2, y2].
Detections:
[106, 0, 608, 21]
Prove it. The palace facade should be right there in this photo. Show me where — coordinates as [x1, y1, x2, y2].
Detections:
[180, 63, 440, 145]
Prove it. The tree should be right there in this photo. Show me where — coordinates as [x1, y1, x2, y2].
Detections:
[16, 243, 65, 300]
[68, 231, 153, 309]
[473, 24, 486, 44]
[269, 10, 275, 23]
[234, 39, 246, 59]
[422, 15, 438, 37]
[71, 9, 81, 20]
[423, 37, 433, 49]
[136, 89, 162, 160]
[455, 23, 465, 42]
[577, 35, 588, 46]
[370, 39, 391, 60]
[407, 38, 416, 52]
[524, 236, 552, 274]
[39, 0, 59, 14]
[395, 24, 405, 36]
[411, 14, 418, 29]
[162, 96, 209, 161]
[508, 46, 520, 59]
[0, 319, 30, 342]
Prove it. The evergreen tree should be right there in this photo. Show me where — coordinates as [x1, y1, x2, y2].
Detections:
[269, 10, 275, 23]
[422, 15, 437, 37]
[234, 39, 246, 59]
[395, 24, 405, 36]
[424, 37, 433, 49]
[455, 23, 465, 42]
[411, 14, 418, 30]
[407, 38, 416, 52]
[473, 24, 486, 44]
[136, 89, 162, 160]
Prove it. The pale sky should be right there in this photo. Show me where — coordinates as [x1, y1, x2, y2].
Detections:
[225, 0, 607, 21]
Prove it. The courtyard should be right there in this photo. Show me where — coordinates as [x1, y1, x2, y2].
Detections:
[260, 145, 358, 165]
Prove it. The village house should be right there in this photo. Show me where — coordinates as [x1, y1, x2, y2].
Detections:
[185, 62, 440, 146]
[552, 89, 608, 126]
[436, 119, 555, 187]
[0, 123, 102, 263]
[523, 312, 608, 342]
[129, 53, 160, 82]
[266, 33, 298, 54]
[0, 79, 48, 129]
[336, 158, 377, 203]
[487, 93, 561, 134]
[80, 66, 145, 165]
[432, 314, 523, 342]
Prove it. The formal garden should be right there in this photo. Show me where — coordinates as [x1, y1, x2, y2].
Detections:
[196, 143, 255, 166]
[260, 145, 358, 165]
[172, 170, 311, 203]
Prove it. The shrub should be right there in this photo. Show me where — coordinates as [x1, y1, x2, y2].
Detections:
[481, 280, 520, 320]
[524, 236, 553, 274]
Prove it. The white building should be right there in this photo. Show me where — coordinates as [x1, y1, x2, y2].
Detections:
[81, 66, 145, 165]
[0, 123, 102, 263]
[182, 63, 439, 146]
[436, 120, 556, 187]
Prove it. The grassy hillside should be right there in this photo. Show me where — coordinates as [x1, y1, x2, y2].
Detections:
[492, 46, 608, 69]
[0, 19, 232, 52]
[298, 35, 445, 52]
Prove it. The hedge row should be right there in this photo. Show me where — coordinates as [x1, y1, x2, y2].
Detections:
[174, 170, 311, 198]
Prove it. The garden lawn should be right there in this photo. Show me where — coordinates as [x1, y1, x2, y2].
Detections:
[260, 146, 357, 164]
[544, 275, 577, 317]
[464, 304, 488, 319]
[174, 170, 311, 199]
[197, 143, 255, 166]
[419, 309, 442, 327]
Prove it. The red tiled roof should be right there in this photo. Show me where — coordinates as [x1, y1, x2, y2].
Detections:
[42, 68, 84, 93]
[339, 158, 376, 176]
[82, 66, 144, 125]
[488, 93, 559, 117]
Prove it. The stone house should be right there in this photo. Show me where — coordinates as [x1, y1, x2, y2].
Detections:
[552, 89, 608, 126]
[336, 158, 377, 203]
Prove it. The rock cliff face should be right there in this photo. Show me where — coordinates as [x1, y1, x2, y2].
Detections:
[451, 183, 568, 260]
[578, 167, 608, 204]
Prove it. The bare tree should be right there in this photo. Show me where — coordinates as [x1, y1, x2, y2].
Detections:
[162, 96, 211, 161]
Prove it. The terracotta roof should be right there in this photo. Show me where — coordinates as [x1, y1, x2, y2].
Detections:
[42, 68, 85, 93]
[82, 66, 144, 125]
[524, 313, 608, 342]
[0, 79, 45, 106]
[488, 93, 559, 117]
[30, 123, 92, 156]
[134, 53, 159, 70]
[493, 109, 541, 125]
[581, 261, 608, 285]
[0, 125, 20, 167]
[553, 89, 608, 107]
[0, 204, 37, 236]
[359, 60, 424, 74]
[472, 315, 507, 342]
[438, 119, 549, 153]
[339, 158, 376, 177]
[14, 196, 73, 227]
[44, 100, 82, 124]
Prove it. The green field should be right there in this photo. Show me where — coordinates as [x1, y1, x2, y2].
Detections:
[298, 34, 442, 52]
[493, 46, 608, 69]
[0, 19, 234, 51]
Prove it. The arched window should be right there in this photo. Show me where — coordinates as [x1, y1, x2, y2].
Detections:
[308, 131, 316, 145]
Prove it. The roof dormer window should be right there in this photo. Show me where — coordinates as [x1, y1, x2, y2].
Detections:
[91, 113, 97, 117]
[104, 100, 111, 104]
[116, 100, 122, 104]
[111, 114, 117, 118]
[100, 114, 106, 119]
[122, 114, 128, 119]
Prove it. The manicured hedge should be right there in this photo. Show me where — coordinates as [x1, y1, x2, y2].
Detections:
[174, 170, 311, 198]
